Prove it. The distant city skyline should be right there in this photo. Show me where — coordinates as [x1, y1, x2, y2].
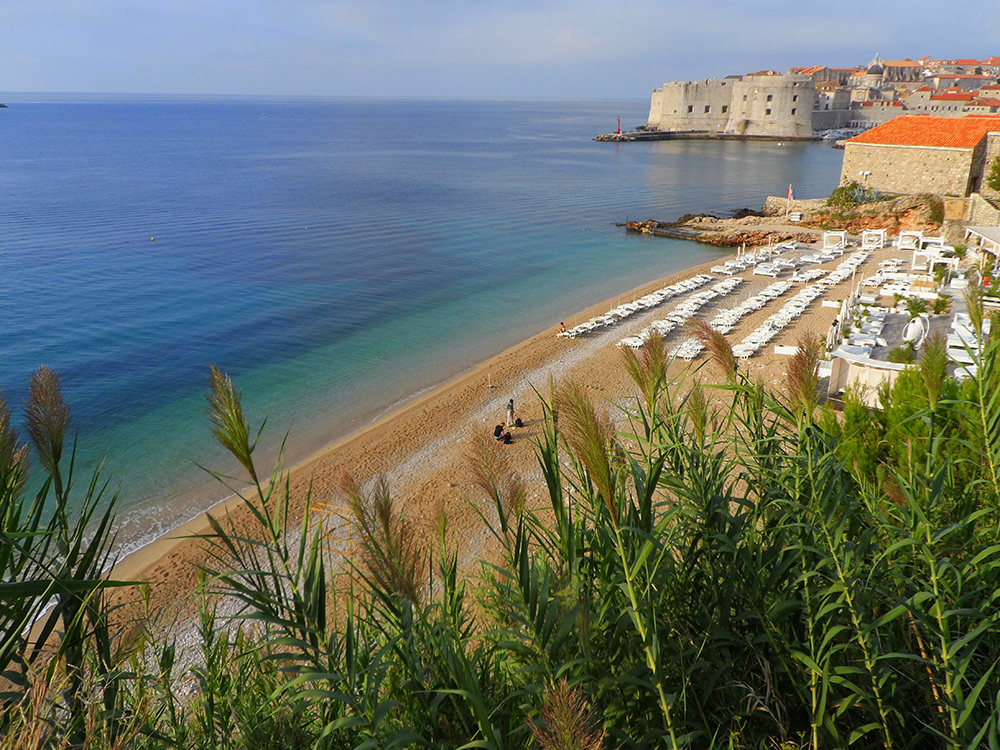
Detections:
[2, 1, 999, 99]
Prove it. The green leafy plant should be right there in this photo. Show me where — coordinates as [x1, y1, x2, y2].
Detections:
[7, 321, 1000, 749]
[905, 296, 928, 317]
[986, 155, 1000, 194]
[932, 295, 952, 315]
[888, 343, 916, 363]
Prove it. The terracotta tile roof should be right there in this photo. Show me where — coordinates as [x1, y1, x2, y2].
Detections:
[789, 65, 826, 75]
[846, 114, 1000, 149]
[968, 98, 1000, 107]
[930, 92, 977, 101]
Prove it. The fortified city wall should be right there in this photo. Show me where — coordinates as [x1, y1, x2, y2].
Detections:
[647, 73, 815, 138]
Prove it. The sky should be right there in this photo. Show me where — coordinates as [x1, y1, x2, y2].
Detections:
[2, 1, 999, 99]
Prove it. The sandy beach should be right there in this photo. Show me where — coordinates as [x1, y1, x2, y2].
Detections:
[110, 237, 900, 623]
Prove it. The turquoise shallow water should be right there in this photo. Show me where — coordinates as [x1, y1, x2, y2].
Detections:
[0, 96, 845, 552]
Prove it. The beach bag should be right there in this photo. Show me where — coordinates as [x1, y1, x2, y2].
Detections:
[515, 417, 524, 428]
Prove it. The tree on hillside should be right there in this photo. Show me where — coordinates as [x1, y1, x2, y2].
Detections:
[987, 155, 1000, 194]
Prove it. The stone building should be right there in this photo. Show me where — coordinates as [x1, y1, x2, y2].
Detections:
[647, 72, 814, 138]
[840, 115, 1000, 196]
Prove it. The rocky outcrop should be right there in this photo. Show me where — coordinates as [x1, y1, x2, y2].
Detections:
[798, 194, 944, 235]
[622, 216, 821, 247]
[624, 193, 946, 248]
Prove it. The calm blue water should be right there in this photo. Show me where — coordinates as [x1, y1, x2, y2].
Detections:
[0, 96, 845, 551]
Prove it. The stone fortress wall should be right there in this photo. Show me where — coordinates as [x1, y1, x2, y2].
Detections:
[840, 143, 980, 197]
[647, 73, 815, 138]
[984, 133, 1000, 202]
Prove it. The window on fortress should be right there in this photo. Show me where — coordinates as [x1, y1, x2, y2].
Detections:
[688, 105, 693, 113]
[766, 108, 772, 115]
[793, 95, 798, 102]
[767, 94, 773, 102]
[743, 95, 748, 101]
[705, 105, 711, 113]
[722, 105, 728, 113]
[791, 108, 797, 115]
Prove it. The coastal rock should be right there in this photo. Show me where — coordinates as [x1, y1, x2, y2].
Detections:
[624, 193, 946, 249]
[623, 218, 819, 247]
[797, 194, 944, 235]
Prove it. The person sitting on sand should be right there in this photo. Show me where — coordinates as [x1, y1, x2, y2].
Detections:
[493, 424, 505, 441]
[502, 430, 513, 444]
[558, 322, 566, 334]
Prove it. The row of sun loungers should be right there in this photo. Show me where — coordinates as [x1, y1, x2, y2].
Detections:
[789, 268, 826, 284]
[708, 280, 793, 334]
[560, 274, 716, 339]
[616, 277, 745, 350]
[710, 242, 801, 276]
[614, 243, 876, 360]
[730, 250, 873, 359]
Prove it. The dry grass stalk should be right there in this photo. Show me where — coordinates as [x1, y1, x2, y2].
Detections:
[0, 393, 28, 497]
[466, 428, 526, 528]
[554, 382, 618, 526]
[621, 332, 668, 412]
[22, 366, 69, 476]
[530, 679, 607, 750]
[786, 333, 822, 419]
[341, 473, 424, 604]
[206, 364, 259, 484]
[689, 319, 736, 384]
[687, 380, 711, 446]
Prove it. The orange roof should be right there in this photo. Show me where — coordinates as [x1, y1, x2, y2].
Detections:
[882, 59, 923, 67]
[846, 114, 1000, 149]
[930, 92, 977, 101]
[968, 98, 1000, 107]
[934, 73, 992, 79]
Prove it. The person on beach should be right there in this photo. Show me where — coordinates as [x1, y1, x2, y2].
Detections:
[502, 429, 513, 444]
[506, 398, 515, 426]
[493, 424, 505, 441]
[558, 322, 566, 334]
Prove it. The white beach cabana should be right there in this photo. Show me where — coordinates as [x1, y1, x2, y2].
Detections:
[965, 226, 1000, 261]
[861, 229, 887, 250]
[823, 231, 847, 251]
[897, 230, 923, 251]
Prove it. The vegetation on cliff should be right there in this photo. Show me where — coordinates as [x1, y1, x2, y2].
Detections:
[4, 298, 1000, 748]
[988, 156, 1000, 195]
[803, 192, 945, 235]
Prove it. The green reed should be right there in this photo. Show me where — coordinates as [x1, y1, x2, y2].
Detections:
[4, 302, 1000, 747]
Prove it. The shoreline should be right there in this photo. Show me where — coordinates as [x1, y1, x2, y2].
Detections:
[109, 249, 739, 596]
[111, 231, 891, 620]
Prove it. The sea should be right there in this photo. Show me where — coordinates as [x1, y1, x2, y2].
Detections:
[0, 95, 845, 554]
